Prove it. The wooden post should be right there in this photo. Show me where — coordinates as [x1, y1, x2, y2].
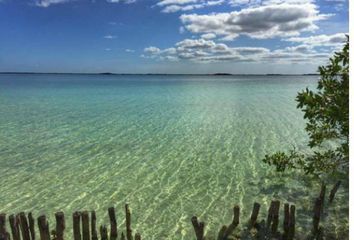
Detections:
[9, 214, 20, 240]
[73, 212, 81, 240]
[108, 207, 118, 240]
[249, 202, 260, 229]
[81, 211, 90, 240]
[283, 204, 290, 240]
[99, 226, 108, 240]
[125, 204, 133, 240]
[329, 181, 341, 203]
[91, 211, 98, 240]
[19, 212, 31, 240]
[191, 216, 204, 240]
[217, 226, 227, 240]
[134, 233, 141, 240]
[271, 201, 280, 234]
[37, 215, 50, 240]
[0, 214, 9, 240]
[223, 205, 240, 239]
[28, 212, 35, 240]
[55, 212, 65, 240]
[288, 205, 295, 240]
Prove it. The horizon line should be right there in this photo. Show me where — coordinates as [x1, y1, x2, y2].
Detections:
[0, 72, 320, 76]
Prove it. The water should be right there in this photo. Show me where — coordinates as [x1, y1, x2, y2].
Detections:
[0, 74, 348, 239]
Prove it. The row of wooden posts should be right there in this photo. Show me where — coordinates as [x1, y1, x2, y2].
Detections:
[0, 181, 341, 240]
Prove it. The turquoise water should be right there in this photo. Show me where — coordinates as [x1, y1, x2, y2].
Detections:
[0, 74, 348, 239]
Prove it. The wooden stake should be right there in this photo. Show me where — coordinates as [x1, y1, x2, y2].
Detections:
[81, 211, 90, 240]
[283, 204, 290, 240]
[28, 212, 35, 240]
[271, 201, 280, 234]
[0, 214, 9, 240]
[19, 212, 31, 240]
[100, 226, 108, 240]
[108, 207, 118, 240]
[288, 205, 295, 240]
[125, 204, 133, 240]
[217, 226, 227, 240]
[249, 202, 260, 229]
[223, 205, 240, 238]
[134, 233, 141, 240]
[37, 215, 50, 240]
[9, 214, 20, 240]
[55, 212, 65, 240]
[191, 216, 204, 240]
[73, 212, 81, 240]
[91, 211, 98, 240]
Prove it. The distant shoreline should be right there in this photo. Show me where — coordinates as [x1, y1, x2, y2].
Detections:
[0, 72, 320, 76]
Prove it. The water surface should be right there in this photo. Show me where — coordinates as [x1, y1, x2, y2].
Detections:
[0, 74, 348, 239]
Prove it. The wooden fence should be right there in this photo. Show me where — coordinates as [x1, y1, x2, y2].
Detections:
[0, 181, 342, 240]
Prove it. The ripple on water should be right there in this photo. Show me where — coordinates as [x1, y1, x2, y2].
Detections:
[0, 74, 348, 239]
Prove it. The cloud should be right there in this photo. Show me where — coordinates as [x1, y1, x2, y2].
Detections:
[142, 36, 337, 64]
[34, 0, 136, 7]
[156, 0, 224, 13]
[125, 49, 135, 53]
[34, 0, 71, 7]
[104, 35, 117, 39]
[106, 0, 136, 3]
[285, 33, 347, 47]
[180, 3, 332, 40]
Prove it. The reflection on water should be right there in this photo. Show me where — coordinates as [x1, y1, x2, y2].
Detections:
[0, 74, 348, 239]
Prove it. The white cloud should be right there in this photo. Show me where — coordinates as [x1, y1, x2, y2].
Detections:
[142, 36, 337, 64]
[125, 49, 135, 53]
[180, 3, 332, 40]
[34, 0, 71, 7]
[106, 0, 136, 3]
[104, 35, 117, 39]
[285, 33, 347, 47]
[156, 0, 224, 13]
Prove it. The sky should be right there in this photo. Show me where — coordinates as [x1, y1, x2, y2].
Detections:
[0, 0, 348, 74]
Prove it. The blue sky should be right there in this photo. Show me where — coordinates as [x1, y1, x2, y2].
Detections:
[0, 0, 348, 74]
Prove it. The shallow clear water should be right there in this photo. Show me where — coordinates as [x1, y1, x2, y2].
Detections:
[0, 74, 348, 239]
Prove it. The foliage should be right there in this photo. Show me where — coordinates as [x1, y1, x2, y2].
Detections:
[263, 37, 349, 176]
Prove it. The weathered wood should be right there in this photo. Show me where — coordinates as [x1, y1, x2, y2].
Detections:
[108, 207, 118, 240]
[283, 203, 290, 240]
[37, 215, 50, 240]
[9, 214, 20, 240]
[249, 202, 260, 229]
[288, 205, 295, 240]
[329, 181, 341, 203]
[0, 214, 9, 240]
[191, 216, 204, 240]
[73, 212, 81, 240]
[81, 211, 90, 240]
[55, 212, 65, 240]
[271, 201, 280, 234]
[100, 225, 108, 240]
[217, 226, 227, 240]
[125, 204, 133, 240]
[91, 211, 98, 240]
[19, 212, 31, 240]
[28, 212, 36, 240]
[134, 233, 141, 240]
[223, 205, 240, 239]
